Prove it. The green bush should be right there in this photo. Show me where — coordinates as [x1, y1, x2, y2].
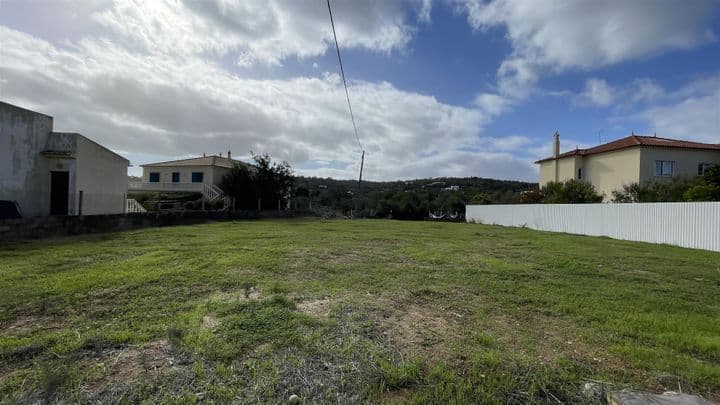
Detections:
[612, 164, 720, 202]
[541, 180, 603, 203]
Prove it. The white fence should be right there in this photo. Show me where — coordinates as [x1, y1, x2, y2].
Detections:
[466, 202, 720, 252]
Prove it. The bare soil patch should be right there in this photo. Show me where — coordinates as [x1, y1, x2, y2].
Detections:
[202, 315, 219, 330]
[370, 296, 464, 362]
[0, 315, 64, 336]
[82, 340, 176, 395]
[297, 298, 332, 318]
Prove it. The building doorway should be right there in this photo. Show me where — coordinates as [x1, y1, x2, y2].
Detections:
[50, 171, 69, 215]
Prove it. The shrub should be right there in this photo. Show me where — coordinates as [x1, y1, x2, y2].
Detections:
[541, 180, 603, 203]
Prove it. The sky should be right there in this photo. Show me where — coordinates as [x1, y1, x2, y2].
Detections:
[1, 0, 719, 181]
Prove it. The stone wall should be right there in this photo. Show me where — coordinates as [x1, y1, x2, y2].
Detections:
[0, 211, 295, 243]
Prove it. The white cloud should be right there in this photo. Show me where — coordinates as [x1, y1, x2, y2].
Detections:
[576, 78, 615, 107]
[474, 93, 511, 116]
[458, 0, 718, 99]
[633, 76, 720, 144]
[0, 25, 537, 181]
[92, 0, 426, 66]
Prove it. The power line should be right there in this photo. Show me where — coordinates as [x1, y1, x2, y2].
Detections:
[326, 0, 363, 153]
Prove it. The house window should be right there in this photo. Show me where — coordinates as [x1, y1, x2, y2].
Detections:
[577, 168, 583, 180]
[191, 172, 204, 183]
[654, 160, 675, 177]
[698, 162, 713, 176]
[149, 172, 160, 182]
[172, 172, 180, 183]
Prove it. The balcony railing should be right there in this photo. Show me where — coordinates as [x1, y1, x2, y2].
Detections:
[128, 182, 204, 192]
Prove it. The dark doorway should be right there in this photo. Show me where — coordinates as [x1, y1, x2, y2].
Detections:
[50, 171, 69, 215]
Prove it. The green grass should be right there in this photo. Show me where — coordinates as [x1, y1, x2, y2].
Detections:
[1, 218, 719, 403]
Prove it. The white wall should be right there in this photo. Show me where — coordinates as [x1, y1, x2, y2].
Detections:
[0, 102, 55, 217]
[75, 135, 129, 215]
[466, 203, 720, 252]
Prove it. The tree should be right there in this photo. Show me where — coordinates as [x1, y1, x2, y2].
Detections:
[685, 164, 720, 201]
[251, 153, 294, 210]
[219, 152, 294, 210]
[470, 192, 490, 204]
[541, 180, 603, 203]
[219, 164, 256, 209]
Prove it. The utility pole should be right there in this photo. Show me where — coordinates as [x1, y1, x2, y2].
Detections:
[356, 150, 365, 214]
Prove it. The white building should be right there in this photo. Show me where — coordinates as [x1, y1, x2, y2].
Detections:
[0, 101, 129, 217]
[128, 154, 247, 204]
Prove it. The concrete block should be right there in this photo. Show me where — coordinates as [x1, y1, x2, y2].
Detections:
[607, 390, 714, 405]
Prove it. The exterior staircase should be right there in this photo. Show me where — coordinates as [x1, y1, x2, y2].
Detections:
[202, 184, 232, 209]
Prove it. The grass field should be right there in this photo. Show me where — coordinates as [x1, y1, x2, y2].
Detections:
[1, 219, 719, 403]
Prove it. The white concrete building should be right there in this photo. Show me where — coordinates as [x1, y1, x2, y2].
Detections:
[129, 154, 247, 204]
[0, 101, 129, 217]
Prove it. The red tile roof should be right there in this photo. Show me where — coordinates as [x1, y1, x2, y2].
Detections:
[535, 135, 720, 163]
[141, 155, 250, 168]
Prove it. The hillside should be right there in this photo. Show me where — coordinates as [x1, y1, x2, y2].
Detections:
[294, 176, 537, 218]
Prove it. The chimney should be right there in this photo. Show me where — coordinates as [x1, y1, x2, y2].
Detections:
[228, 150, 231, 160]
[203, 152, 206, 157]
[552, 131, 560, 158]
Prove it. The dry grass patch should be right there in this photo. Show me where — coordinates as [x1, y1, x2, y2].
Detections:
[207, 286, 262, 303]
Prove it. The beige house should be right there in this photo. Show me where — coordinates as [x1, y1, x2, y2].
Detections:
[129, 154, 248, 203]
[536, 132, 720, 201]
[1, 101, 129, 217]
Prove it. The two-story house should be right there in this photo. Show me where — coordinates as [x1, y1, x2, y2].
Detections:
[128, 153, 249, 204]
[536, 132, 720, 200]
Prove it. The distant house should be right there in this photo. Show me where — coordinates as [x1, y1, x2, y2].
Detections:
[129, 153, 248, 203]
[536, 132, 720, 200]
[0, 101, 129, 217]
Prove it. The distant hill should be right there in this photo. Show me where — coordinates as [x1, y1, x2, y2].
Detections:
[296, 176, 535, 195]
[294, 176, 537, 218]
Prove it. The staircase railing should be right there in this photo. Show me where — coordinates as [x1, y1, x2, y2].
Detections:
[126, 198, 147, 213]
[202, 184, 232, 209]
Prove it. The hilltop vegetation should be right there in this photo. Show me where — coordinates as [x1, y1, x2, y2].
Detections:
[294, 176, 536, 218]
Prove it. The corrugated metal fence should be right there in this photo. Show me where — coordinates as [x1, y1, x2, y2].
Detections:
[466, 202, 720, 252]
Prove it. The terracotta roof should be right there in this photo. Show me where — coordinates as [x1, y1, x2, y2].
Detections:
[141, 155, 249, 168]
[535, 135, 720, 163]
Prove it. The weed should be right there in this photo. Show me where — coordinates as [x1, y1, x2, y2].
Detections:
[167, 327, 184, 347]
[39, 362, 68, 403]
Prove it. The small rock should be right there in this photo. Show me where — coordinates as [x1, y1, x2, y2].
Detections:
[288, 394, 299, 404]
[582, 382, 604, 400]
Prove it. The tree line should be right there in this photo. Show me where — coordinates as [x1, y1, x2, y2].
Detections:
[217, 154, 719, 216]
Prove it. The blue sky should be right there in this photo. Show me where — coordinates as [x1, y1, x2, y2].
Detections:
[1, 0, 719, 181]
